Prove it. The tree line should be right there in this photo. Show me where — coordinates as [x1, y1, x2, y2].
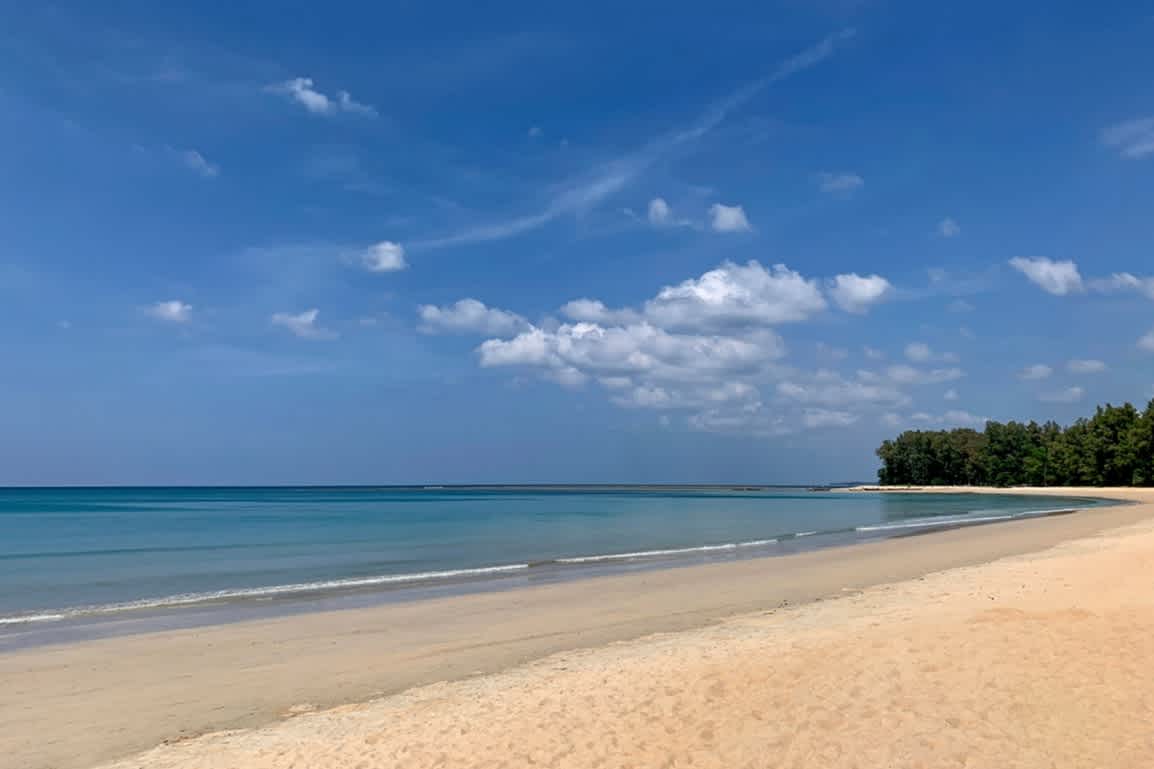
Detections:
[876, 400, 1154, 486]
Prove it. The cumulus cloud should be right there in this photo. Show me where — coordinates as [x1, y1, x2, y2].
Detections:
[144, 300, 192, 323]
[1018, 364, 1053, 381]
[1009, 257, 1083, 296]
[361, 241, 407, 272]
[938, 217, 961, 238]
[863, 346, 885, 360]
[1067, 359, 1106, 374]
[944, 388, 959, 401]
[648, 197, 672, 226]
[561, 299, 639, 325]
[1039, 386, 1085, 404]
[268, 77, 377, 117]
[180, 150, 219, 178]
[441, 259, 943, 435]
[1139, 329, 1154, 352]
[827, 273, 893, 314]
[1101, 117, 1154, 159]
[708, 203, 752, 233]
[817, 172, 864, 193]
[418, 299, 528, 336]
[644, 261, 826, 329]
[271, 309, 337, 340]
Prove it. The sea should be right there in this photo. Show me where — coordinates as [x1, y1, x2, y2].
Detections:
[0, 486, 1108, 647]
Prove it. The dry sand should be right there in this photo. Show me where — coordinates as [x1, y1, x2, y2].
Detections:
[5, 488, 1154, 769]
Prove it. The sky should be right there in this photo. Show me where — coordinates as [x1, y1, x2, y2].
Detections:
[2, 1, 1153, 485]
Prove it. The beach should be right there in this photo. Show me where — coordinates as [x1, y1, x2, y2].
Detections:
[4, 487, 1154, 769]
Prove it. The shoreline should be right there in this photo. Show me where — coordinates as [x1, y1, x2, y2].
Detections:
[0, 490, 1109, 648]
[4, 487, 1151, 769]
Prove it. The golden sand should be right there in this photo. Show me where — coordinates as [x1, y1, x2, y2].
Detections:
[5, 488, 1154, 769]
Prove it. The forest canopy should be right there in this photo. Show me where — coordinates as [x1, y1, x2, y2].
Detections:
[875, 400, 1154, 487]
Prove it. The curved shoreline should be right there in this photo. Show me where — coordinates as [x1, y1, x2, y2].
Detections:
[2, 487, 1150, 769]
[0, 491, 1105, 638]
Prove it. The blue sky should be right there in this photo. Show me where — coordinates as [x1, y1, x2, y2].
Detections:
[3, 1, 1154, 484]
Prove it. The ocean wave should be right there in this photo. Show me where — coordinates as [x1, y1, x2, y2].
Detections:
[0, 563, 530, 626]
[554, 537, 780, 565]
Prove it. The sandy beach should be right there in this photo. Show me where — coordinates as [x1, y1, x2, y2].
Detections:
[4, 487, 1154, 769]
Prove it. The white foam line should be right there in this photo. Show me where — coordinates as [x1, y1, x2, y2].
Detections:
[0, 563, 530, 626]
[556, 537, 779, 565]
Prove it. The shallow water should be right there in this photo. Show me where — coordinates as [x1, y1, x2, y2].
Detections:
[0, 486, 1105, 640]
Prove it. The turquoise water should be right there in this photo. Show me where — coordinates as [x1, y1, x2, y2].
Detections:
[0, 486, 1104, 633]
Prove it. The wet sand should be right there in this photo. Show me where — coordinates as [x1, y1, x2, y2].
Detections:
[3, 487, 1152, 769]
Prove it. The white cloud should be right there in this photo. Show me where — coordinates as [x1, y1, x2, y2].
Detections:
[910, 410, 988, 428]
[938, 217, 961, 238]
[1039, 386, 1084, 404]
[271, 309, 337, 340]
[827, 273, 893, 314]
[817, 172, 864, 193]
[560, 299, 640, 325]
[269, 77, 377, 117]
[644, 261, 826, 329]
[1018, 364, 1053, 381]
[1101, 117, 1154, 159]
[944, 388, 959, 401]
[479, 322, 785, 383]
[903, 342, 958, 364]
[418, 299, 528, 336]
[361, 241, 407, 272]
[458, 254, 960, 435]
[881, 413, 903, 427]
[708, 203, 752, 233]
[905, 342, 932, 362]
[1088, 272, 1154, 300]
[802, 408, 858, 428]
[947, 299, 975, 313]
[1139, 329, 1154, 352]
[863, 346, 885, 360]
[776, 378, 910, 408]
[1008, 257, 1083, 296]
[180, 150, 219, 178]
[145, 300, 192, 323]
[648, 197, 672, 226]
[1067, 359, 1106, 374]
[528, 125, 543, 138]
[884, 365, 963, 385]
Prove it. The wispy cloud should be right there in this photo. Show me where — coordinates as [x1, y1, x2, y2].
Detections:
[938, 217, 960, 238]
[271, 309, 338, 340]
[414, 30, 854, 250]
[179, 149, 219, 178]
[816, 172, 864, 194]
[1039, 386, 1084, 404]
[268, 77, 377, 117]
[1101, 117, 1154, 159]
